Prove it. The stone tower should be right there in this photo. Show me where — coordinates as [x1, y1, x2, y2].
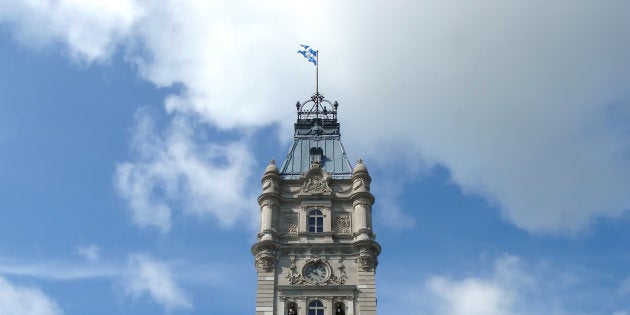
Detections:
[252, 92, 381, 315]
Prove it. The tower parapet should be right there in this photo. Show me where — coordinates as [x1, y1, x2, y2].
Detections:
[280, 93, 352, 179]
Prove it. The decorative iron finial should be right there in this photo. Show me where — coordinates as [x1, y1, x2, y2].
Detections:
[296, 92, 338, 122]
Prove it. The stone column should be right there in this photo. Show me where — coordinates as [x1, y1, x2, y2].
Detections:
[347, 299, 355, 315]
[278, 299, 285, 315]
[259, 199, 278, 237]
[325, 299, 333, 315]
[259, 160, 281, 241]
[298, 300, 307, 315]
[352, 199, 371, 239]
[350, 160, 374, 241]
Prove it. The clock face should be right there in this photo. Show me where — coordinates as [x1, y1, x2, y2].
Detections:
[303, 262, 328, 282]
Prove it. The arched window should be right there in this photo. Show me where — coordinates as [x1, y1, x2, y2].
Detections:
[308, 209, 324, 233]
[287, 302, 298, 315]
[308, 300, 324, 315]
[335, 302, 345, 315]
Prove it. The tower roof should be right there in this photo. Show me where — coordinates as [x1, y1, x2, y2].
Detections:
[280, 93, 353, 179]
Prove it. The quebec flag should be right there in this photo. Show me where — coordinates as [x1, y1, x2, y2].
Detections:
[298, 44, 317, 66]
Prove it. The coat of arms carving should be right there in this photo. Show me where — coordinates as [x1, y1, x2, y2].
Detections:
[300, 161, 332, 195]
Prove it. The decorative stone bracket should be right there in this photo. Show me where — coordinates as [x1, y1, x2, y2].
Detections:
[253, 243, 278, 273]
[355, 242, 380, 272]
[357, 255, 377, 272]
[255, 253, 276, 272]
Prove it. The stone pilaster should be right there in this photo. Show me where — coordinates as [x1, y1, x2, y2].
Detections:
[255, 271, 276, 315]
[356, 268, 377, 314]
[253, 241, 279, 315]
[351, 160, 375, 242]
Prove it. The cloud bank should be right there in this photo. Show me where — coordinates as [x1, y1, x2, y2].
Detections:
[382, 254, 620, 315]
[428, 256, 532, 315]
[0, 254, 218, 311]
[2, 0, 629, 234]
[0, 276, 62, 315]
[0, 0, 142, 63]
[114, 109, 257, 232]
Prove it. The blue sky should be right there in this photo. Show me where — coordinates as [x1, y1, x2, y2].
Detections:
[1, 1, 630, 314]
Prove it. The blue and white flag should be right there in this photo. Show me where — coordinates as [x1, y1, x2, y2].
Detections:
[297, 44, 317, 66]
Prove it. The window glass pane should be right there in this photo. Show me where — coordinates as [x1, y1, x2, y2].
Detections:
[309, 210, 324, 233]
[309, 300, 324, 315]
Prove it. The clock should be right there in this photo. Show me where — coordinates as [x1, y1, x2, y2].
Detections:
[303, 262, 328, 283]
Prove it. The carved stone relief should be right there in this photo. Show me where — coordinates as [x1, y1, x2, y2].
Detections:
[262, 177, 280, 193]
[352, 199, 370, 207]
[255, 254, 276, 272]
[330, 259, 347, 285]
[254, 245, 277, 272]
[261, 199, 278, 209]
[285, 256, 307, 285]
[357, 255, 376, 272]
[285, 257, 347, 285]
[352, 177, 370, 192]
[335, 214, 351, 234]
[283, 213, 298, 234]
[300, 162, 332, 195]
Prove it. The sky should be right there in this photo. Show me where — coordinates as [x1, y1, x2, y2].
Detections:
[0, 0, 629, 314]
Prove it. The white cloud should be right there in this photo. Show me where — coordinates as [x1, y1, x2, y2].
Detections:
[3, 0, 630, 234]
[430, 277, 513, 315]
[126, 1, 319, 130]
[332, 1, 630, 234]
[0, 276, 62, 315]
[123, 254, 192, 311]
[0, 260, 118, 281]
[114, 109, 257, 232]
[428, 255, 528, 315]
[0, 0, 143, 63]
[381, 255, 586, 315]
[383, 254, 630, 314]
[76, 245, 101, 261]
[109, 0, 630, 235]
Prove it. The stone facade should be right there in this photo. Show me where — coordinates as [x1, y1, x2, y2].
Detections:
[252, 93, 380, 315]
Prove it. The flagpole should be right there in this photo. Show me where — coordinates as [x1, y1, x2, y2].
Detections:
[316, 50, 319, 96]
